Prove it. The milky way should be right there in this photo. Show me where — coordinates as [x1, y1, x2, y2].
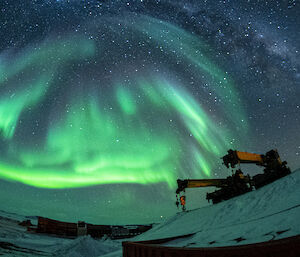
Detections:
[0, 1, 299, 224]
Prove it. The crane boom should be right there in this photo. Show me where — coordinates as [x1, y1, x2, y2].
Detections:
[176, 179, 227, 194]
[176, 169, 252, 205]
[175, 148, 291, 210]
[222, 149, 286, 169]
[235, 151, 264, 164]
[222, 149, 264, 168]
[222, 149, 290, 189]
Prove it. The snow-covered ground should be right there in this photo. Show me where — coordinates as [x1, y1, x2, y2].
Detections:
[0, 213, 121, 256]
[135, 168, 300, 247]
[0, 169, 299, 256]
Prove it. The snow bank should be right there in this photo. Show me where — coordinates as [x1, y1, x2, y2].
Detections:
[0, 212, 121, 257]
[134, 169, 300, 247]
[53, 235, 120, 257]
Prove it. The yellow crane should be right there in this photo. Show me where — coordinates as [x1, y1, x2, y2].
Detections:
[176, 149, 291, 210]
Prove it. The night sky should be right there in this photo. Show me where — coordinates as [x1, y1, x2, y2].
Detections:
[0, 0, 299, 224]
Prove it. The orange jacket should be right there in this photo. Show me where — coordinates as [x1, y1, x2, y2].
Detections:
[180, 196, 186, 206]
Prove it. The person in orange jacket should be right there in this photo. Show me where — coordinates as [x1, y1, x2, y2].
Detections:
[180, 195, 186, 211]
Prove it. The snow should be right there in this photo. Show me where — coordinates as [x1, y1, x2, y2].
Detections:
[54, 235, 121, 257]
[0, 169, 299, 256]
[0, 212, 121, 256]
[134, 169, 300, 247]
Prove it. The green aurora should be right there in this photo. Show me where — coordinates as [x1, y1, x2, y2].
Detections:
[0, 15, 247, 189]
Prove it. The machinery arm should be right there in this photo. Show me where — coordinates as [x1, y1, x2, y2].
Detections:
[176, 179, 227, 194]
[222, 149, 264, 168]
[222, 149, 287, 170]
[175, 149, 290, 209]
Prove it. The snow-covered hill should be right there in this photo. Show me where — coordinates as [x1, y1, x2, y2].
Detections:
[0, 169, 299, 256]
[134, 169, 300, 247]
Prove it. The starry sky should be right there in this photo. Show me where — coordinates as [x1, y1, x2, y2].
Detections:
[0, 0, 299, 224]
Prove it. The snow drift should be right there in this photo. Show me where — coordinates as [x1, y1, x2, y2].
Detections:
[53, 235, 120, 257]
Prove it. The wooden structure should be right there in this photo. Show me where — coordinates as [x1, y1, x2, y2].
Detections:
[87, 224, 111, 238]
[34, 216, 152, 239]
[122, 234, 300, 257]
[37, 217, 77, 237]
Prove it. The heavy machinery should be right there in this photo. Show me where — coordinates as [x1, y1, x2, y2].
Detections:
[176, 149, 291, 209]
[222, 149, 291, 189]
[176, 169, 252, 206]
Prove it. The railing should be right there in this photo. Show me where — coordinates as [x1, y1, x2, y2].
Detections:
[123, 234, 300, 257]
